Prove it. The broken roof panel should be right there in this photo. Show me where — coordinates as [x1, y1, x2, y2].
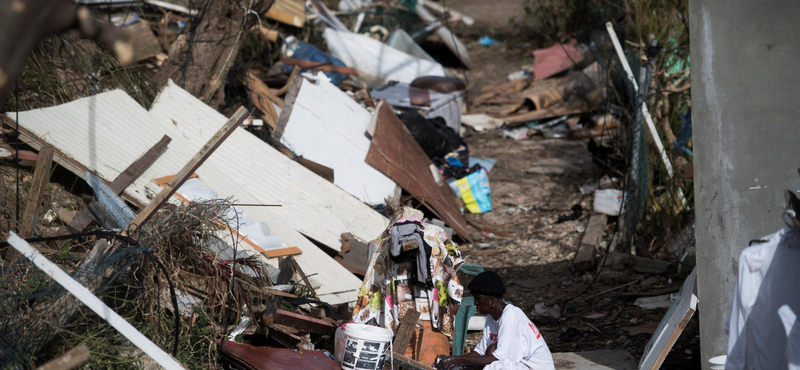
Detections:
[8, 81, 389, 304]
[323, 28, 446, 85]
[276, 73, 397, 205]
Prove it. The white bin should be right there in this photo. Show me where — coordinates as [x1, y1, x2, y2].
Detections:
[334, 323, 394, 370]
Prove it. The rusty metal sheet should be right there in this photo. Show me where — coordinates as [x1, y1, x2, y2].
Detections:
[532, 39, 585, 81]
[219, 341, 341, 370]
[365, 102, 472, 242]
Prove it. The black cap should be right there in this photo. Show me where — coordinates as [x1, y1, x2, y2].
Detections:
[467, 271, 506, 298]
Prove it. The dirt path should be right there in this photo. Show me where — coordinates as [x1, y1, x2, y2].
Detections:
[457, 32, 701, 368]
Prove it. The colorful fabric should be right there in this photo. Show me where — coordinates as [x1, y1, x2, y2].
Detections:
[352, 223, 464, 338]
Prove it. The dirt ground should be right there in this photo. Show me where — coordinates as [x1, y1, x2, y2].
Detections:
[450, 16, 701, 368]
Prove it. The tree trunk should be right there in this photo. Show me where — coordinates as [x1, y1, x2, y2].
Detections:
[156, 0, 274, 109]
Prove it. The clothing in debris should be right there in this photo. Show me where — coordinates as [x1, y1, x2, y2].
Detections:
[353, 222, 464, 337]
[390, 219, 432, 287]
[399, 109, 465, 163]
[475, 304, 555, 370]
[726, 227, 800, 370]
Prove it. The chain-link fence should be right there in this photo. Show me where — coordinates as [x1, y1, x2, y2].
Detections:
[0, 200, 279, 369]
[582, 1, 695, 265]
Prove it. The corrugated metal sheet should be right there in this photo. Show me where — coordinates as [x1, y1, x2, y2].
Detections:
[279, 73, 397, 205]
[9, 81, 390, 304]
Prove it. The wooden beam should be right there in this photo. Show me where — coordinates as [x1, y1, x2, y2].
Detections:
[290, 258, 318, 301]
[262, 257, 295, 325]
[273, 309, 336, 335]
[272, 75, 303, 141]
[35, 344, 90, 370]
[573, 213, 607, 271]
[393, 309, 420, 354]
[6, 146, 54, 261]
[51, 136, 170, 246]
[128, 107, 248, 232]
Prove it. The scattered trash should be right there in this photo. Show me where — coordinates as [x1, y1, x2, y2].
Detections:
[532, 302, 561, 319]
[461, 113, 505, 132]
[503, 127, 529, 140]
[583, 313, 607, 320]
[593, 189, 624, 216]
[508, 70, 532, 81]
[475, 242, 497, 250]
[634, 294, 673, 310]
[479, 36, 501, 46]
[579, 183, 598, 194]
[555, 204, 583, 224]
[469, 157, 497, 172]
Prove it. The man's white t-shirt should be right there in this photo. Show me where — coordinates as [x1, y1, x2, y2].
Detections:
[474, 304, 555, 370]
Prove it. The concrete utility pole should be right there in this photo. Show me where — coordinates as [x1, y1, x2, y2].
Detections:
[690, 1, 800, 368]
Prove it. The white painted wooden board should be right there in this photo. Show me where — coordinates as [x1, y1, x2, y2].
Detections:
[280, 73, 397, 205]
[6, 232, 186, 370]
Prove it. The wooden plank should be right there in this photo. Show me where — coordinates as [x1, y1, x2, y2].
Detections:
[291, 257, 319, 300]
[390, 351, 434, 370]
[35, 344, 90, 370]
[272, 75, 303, 140]
[573, 213, 607, 271]
[51, 135, 170, 245]
[128, 107, 248, 232]
[393, 309, 421, 354]
[364, 102, 472, 242]
[273, 309, 336, 335]
[278, 147, 334, 183]
[6, 146, 54, 261]
[263, 257, 296, 325]
[19, 146, 54, 238]
[6, 232, 187, 370]
[334, 232, 369, 275]
[245, 70, 281, 130]
[265, 0, 306, 27]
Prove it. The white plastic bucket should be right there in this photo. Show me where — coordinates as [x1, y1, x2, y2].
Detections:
[334, 323, 394, 370]
[593, 189, 624, 216]
[708, 355, 726, 369]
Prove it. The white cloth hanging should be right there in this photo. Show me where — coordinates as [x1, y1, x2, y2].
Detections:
[726, 228, 800, 369]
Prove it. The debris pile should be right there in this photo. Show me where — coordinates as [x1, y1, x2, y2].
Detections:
[0, 0, 698, 369]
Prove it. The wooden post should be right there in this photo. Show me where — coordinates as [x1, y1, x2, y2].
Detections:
[291, 258, 318, 301]
[6, 146, 54, 261]
[393, 309, 421, 354]
[35, 344, 90, 370]
[573, 213, 607, 271]
[128, 107, 248, 232]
